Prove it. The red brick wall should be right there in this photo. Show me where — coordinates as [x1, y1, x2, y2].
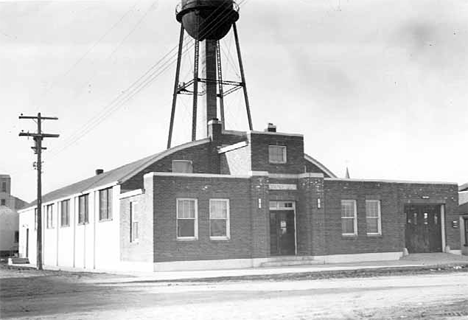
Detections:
[151, 174, 268, 262]
[249, 132, 304, 174]
[321, 179, 459, 255]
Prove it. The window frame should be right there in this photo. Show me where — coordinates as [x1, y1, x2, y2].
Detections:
[366, 200, 382, 236]
[209, 199, 230, 240]
[268, 145, 287, 164]
[341, 200, 358, 236]
[130, 201, 139, 243]
[60, 199, 70, 227]
[99, 187, 113, 221]
[46, 204, 54, 229]
[176, 198, 198, 240]
[78, 194, 89, 225]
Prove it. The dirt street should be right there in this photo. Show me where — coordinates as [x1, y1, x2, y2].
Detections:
[1, 267, 468, 320]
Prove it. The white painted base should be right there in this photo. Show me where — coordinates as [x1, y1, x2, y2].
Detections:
[448, 250, 462, 255]
[313, 252, 403, 264]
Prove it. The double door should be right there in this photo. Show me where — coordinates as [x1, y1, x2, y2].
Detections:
[405, 205, 442, 253]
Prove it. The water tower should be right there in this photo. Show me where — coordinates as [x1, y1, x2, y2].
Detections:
[167, 0, 253, 148]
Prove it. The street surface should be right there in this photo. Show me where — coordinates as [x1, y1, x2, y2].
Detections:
[1, 267, 468, 319]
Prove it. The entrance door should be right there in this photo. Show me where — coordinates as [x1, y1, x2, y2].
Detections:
[405, 205, 442, 253]
[269, 201, 296, 256]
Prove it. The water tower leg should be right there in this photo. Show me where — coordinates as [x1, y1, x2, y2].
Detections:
[216, 40, 226, 130]
[233, 23, 253, 131]
[167, 25, 185, 149]
[192, 39, 200, 141]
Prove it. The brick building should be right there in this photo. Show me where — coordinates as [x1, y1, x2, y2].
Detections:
[0, 174, 28, 257]
[459, 183, 468, 255]
[18, 121, 461, 271]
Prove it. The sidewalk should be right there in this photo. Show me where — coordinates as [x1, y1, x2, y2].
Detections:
[85, 253, 468, 283]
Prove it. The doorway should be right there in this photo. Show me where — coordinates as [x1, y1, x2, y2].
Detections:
[405, 204, 442, 253]
[269, 201, 296, 256]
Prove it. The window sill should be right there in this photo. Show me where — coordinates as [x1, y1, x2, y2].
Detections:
[130, 240, 139, 244]
[177, 237, 198, 241]
[78, 222, 89, 226]
[341, 234, 358, 239]
[367, 234, 382, 238]
[210, 237, 230, 241]
[60, 225, 70, 228]
[99, 218, 113, 223]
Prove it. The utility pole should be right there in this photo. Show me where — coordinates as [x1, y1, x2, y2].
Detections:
[19, 113, 59, 270]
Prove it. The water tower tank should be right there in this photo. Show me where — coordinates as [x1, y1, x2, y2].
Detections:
[176, 0, 239, 41]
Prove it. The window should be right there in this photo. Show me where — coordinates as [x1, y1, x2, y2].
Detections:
[78, 194, 89, 224]
[268, 145, 287, 163]
[176, 199, 197, 240]
[130, 202, 138, 243]
[46, 204, 54, 229]
[341, 200, 357, 236]
[14, 231, 19, 243]
[366, 200, 381, 235]
[1, 182, 6, 192]
[210, 199, 230, 240]
[99, 188, 112, 221]
[61, 200, 70, 227]
[172, 160, 193, 173]
[0, 199, 5, 206]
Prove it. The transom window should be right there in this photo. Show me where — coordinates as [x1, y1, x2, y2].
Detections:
[99, 188, 112, 221]
[177, 199, 197, 240]
[268, 145, 287, 163]
[366, 200, 382, 235]
[61, 200, 70, 227]
[210, 199, 230, 240]
[46, 204, 54, 229]
[78, 194, 89, 225]
[341, 200, 357, 236]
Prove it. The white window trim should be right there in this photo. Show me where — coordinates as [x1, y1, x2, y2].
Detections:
[176, 198, 198, 240]
[341, 200, 358, 236]
[209, 199, 230, 240]
[366, 200, 382, 236]
[46, 204, 54, 229]
[268, 145, 287, 164]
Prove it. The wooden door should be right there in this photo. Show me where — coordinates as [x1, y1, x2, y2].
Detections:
[270, 210, 296, 256]
[405, 205, 442, 253]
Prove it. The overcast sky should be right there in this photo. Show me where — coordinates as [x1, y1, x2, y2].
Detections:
[1, 0, 467, 203]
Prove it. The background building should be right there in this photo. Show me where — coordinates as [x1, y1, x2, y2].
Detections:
[0, 174, 28, 257]
[459, 183, 468, 255]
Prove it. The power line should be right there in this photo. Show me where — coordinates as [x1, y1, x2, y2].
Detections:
[34, 0, 143, 113]
[50, 0, 249, 156]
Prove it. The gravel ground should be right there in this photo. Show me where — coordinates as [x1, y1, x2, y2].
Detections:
[1, 262, 468, 320]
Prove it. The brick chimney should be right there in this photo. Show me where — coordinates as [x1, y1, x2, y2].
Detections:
[265, 123, 277, 132]
[208, 118, 222, 141]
